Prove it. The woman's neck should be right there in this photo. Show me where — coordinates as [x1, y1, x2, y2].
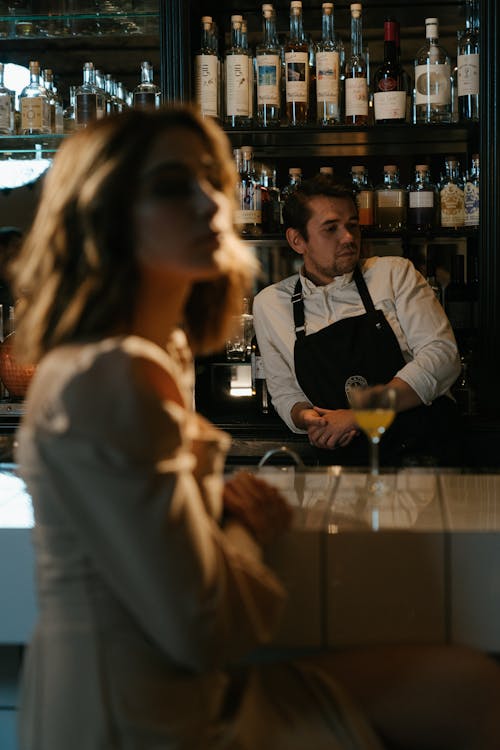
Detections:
[131, 268, 192, 349]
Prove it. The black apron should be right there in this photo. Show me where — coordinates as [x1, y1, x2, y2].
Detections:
[292, 266, 460, 466]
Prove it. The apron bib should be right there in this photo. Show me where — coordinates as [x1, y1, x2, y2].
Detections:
[292, 266, 460, 466]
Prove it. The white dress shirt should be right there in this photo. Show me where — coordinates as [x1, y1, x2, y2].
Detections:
[253, 255, 461, 433]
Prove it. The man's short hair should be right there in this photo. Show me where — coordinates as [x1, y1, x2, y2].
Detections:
[282, 175, 357, 240]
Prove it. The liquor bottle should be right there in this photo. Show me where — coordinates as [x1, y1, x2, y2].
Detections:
[256, 4, 281, 128]
[63, 86, 76, 134]
[373, 18, 407, 124]
[194, 16, 220, 120]
[225, 14, 252, 128]
[241, 18, 255, 123]
[464, 153, 480, 227]
[284, 0, 309, 126]
[457, 0, 479, 122]
[414, 18, 451, 124]
[260, 164, 281, 233]
[42, 68, 63, 135]
[315, 2, 341, 126]
[133, 62, 161, 110]
[19, 60, 51, 136]
[235, 146, 262, 236]
[439, 157, 465, 228]
[280, 167, 302, 224]
[251, 335, 270, 415]
[226, 297, 254, 362]
[105, 75, 121, 115]
[115, 82, 129, 110]
[351, 165, 374, 227]
[374, 165, 407, 231]
[75, 62, 106, 130]
[407, 164, 438, 231]
[344, 3, 368, 126]
[0, 62, 15, 135]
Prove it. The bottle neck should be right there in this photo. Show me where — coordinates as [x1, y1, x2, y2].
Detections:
[30, 67, 41, 85]
[445, 163, 460, 180]
[83, 66, 96, 86]
[351, 12, 363, 57]
[231, 23, 242, 49]
[415, 169, 430, 185]
[201, 24, 212, 52]
[322, 11, 334, 43]
[263, 14, 277, 47]
[141, 65, 153, 84]
[290, 9, 305, 43]
[384, 171, 398, 186]
[0, 68, 4, 87]
[383, 20, 399, 63]
[242, 154, 254, 174]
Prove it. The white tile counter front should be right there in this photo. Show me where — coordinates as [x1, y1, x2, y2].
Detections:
[2, 464, 500, 653]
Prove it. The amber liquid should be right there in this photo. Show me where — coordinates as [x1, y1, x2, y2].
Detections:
[353, 408, 396, 440]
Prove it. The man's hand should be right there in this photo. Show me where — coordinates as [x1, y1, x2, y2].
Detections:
[307, 407, 359, 450]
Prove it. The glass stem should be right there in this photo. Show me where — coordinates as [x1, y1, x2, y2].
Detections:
[370, 438, 380, 476]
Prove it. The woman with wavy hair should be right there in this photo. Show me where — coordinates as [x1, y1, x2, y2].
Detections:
[12, 106, 500, 750]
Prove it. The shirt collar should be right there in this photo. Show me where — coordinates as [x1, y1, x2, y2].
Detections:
[299, 267, 355, 294]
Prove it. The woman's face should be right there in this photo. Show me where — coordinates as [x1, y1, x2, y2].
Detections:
[133, 127, 234, 281]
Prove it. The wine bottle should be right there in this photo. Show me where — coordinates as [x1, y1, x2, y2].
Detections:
[374, 165, 407, 231]
[285, 0, 309, 126]
[20, 60, 51, 135]
[0, 63, 15, 135]
[235, 146, 262, 236]
[414, 17, 451, 124]
[315, 2, 341, 126]
[225, 14, 252, 128]
[373, 18, 407, 124]
[407, 164, 438, 231]
[464, 153, 480, 227]
[344, 3, 368, 126]
[194, 16, 220, 120]
[457, 0, 480, 122]
[256, 4, 282, 127]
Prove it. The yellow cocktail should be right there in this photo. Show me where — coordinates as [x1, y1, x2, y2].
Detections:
[353, 408, 396, 441]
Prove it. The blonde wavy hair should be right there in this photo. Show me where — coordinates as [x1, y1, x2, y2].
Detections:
[12, 105, 257, 362]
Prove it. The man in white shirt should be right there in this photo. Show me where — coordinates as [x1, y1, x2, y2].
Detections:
[252, 176, 462, 465]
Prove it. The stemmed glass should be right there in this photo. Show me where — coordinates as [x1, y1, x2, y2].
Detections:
[348, 386, 397, 497]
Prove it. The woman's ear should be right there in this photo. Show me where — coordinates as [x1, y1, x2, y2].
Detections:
[285, 227, 306, 256]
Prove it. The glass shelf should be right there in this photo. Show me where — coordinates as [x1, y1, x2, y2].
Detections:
[0, 134, 65, 156]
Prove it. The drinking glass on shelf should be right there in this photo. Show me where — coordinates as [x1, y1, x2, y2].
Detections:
[349, 385, 397, 497]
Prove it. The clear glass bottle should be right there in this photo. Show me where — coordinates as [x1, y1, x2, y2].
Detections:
[225, 14, 252, 128]
[439, 157, 465, 228]
[115, 82, 129, 111]
[241, 18, 255, 123]
[260, 164, 281, 233]
[133, 62, 161, 110]
[0, 62, 15, 135]
[414, 17, 451, 124]
[104, 74, 121, 115]
[407, 164, 438, 231]
[235, 146, 262, 236]
[373, 18, 407, 124]
[256, 4, 281, 128]
[464, 153, 480, 227]
[194, 16, 220, 120]
[75, 62, 106, 130]
[251, 334, 270, 415]
[375, 165, 407, 231]
[457, 0, 480, 122]
[344, 3, 368, 126]
[351, 165, 374, 227]
[19, 60, 51, 135]
[315, 2, 341, 126]
[285, 0, 309, 126]
[63, 86, 76, 134]
[42, 68, 63, 135]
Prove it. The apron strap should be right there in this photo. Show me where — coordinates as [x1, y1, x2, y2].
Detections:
[353, 265, 377, 314]
[292, 278, 306, 339]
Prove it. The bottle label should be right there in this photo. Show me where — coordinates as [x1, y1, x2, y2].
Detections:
[373, 90, 406, 120]
[235, 209, 262, 225]
[345, 77, 368, 117]
[464, 181, 479, 226]
[195, 54, 219, 117]
[247, 56, 254, 117]
[226, 55, 250, 116]
[415, 63, 451, 106]
[21, 97, 49, 131]
[409, 191, 434, 209]
[0, 94, 12, 132]
[315, 50, 340, 104]
[76, 93, 97, 126]
[457, 53, 479, 97]
[377, 189, 406, 208]
[440, 184, 465, 226]
[256, 53, 280, 106]
[285, 50, 308, 103]
[251, 353, 266, 380]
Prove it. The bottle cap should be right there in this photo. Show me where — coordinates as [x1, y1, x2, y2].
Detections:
[291, 1, 302, 7]
[351, 3, 362, 17]
[322, 3, 334, 10]
[415, 164, 429, 171]
[320, 166, 334, 174]
[201, 15, 212, 23]
[231, 14, 243, 23]
[384, 165, 397, 172]
[351, 165, 365, 173]
[289, 167, 302, 175]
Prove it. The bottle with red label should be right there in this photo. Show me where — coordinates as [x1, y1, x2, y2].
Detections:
[373, 18, 407, 124]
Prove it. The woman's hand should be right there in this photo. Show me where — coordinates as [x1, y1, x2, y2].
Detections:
[223, 471, 292, 546]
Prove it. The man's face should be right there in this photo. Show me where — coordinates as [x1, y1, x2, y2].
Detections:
[289, 196, 361, 284]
